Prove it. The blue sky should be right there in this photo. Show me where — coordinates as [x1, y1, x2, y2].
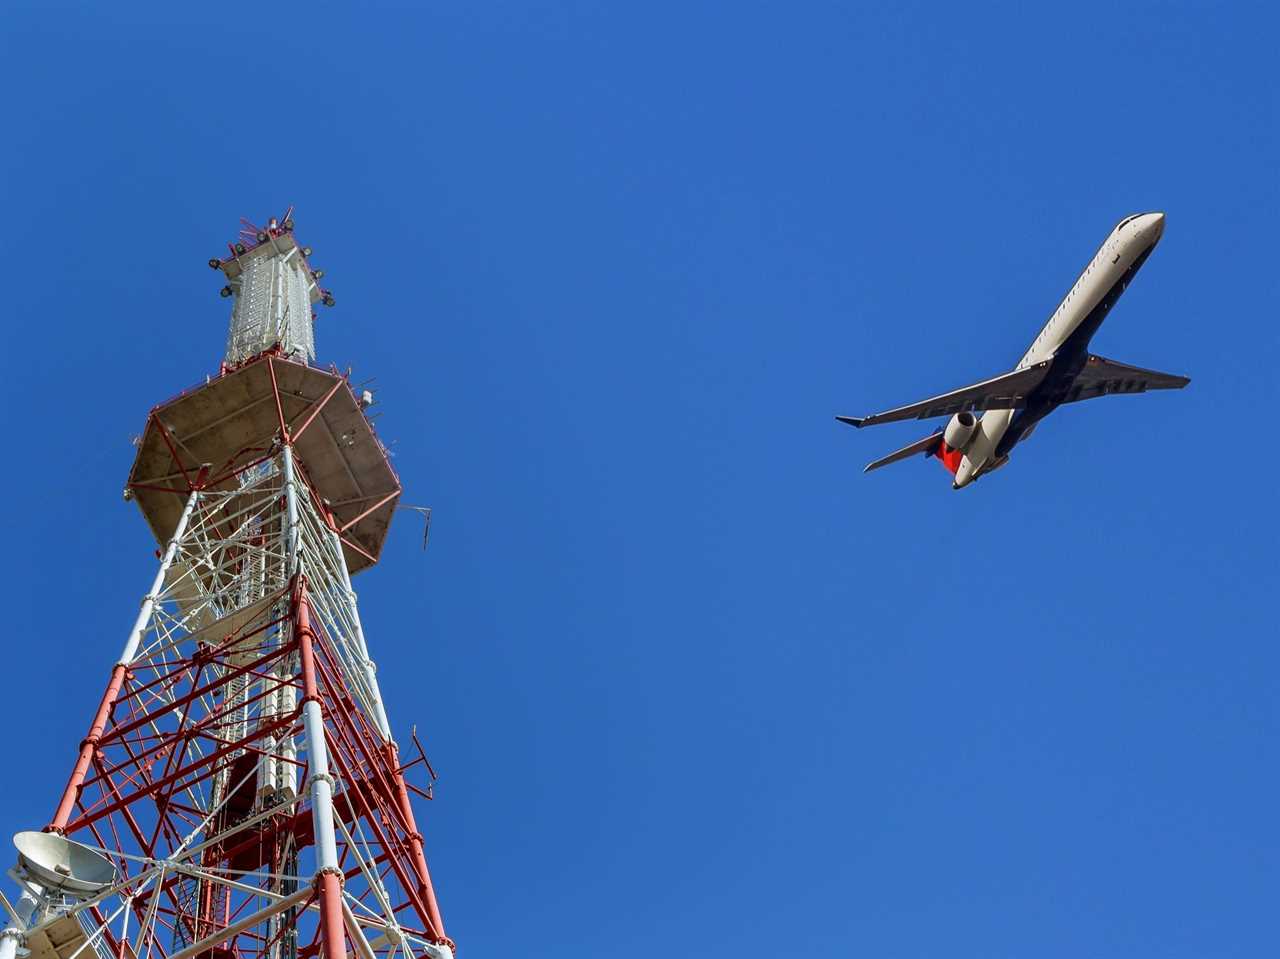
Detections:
[2, 3, 1276, 957]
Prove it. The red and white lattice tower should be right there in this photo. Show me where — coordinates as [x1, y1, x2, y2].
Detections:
[0, 211, 454, 959]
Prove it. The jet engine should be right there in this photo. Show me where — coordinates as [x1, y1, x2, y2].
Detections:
[943, 411, 977, 450]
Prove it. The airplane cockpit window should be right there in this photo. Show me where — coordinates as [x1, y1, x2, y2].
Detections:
[1117, 214, 1141, 229]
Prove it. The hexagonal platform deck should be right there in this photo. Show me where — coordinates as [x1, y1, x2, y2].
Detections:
[127, 350, 400, 573]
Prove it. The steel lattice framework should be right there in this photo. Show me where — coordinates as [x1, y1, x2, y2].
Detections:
[1, 213, 454, 959]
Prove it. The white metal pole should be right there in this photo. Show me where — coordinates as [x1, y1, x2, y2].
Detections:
[284, 446, 341, 875]
[0, 928, 22, 959]
[0, 885, 37, 959]
[119, 489, 199, 666]
[302, 694, 340, 872]
[282, 446, 301, 572]
[328, 526, 393, 740]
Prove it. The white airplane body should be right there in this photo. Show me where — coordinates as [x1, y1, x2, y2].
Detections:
[838, 213, 1190, 488]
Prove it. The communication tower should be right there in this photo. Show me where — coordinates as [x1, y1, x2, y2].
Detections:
[0, 211, 454, 959]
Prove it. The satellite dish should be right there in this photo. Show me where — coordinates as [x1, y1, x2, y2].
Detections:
[13, 832, 116, 898]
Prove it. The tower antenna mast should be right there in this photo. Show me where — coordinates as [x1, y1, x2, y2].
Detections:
[2, 211, 455, 959]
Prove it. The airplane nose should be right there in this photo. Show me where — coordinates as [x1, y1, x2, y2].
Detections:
[1149, 211, 1165, 238]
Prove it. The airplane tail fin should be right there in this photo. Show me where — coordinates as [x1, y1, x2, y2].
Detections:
[859, 427, 1009, 479]
[861, 429, 945, 473]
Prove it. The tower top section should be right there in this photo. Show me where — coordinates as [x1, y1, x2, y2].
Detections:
[124, 209, 399, 573]
[210, 207, 334, 365]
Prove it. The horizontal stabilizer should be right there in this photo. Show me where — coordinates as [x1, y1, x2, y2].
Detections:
[837, 360, 1051, 427]
[862, 430, 944, 473]
[1063, 354, 1191, 403]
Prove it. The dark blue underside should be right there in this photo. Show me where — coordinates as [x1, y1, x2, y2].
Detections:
[995, 245, 1155, 459]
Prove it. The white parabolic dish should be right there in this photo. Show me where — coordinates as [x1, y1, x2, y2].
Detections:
[13, 831, 116, 897]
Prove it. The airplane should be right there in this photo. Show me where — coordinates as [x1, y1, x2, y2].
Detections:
[836, 212, 1190, 489]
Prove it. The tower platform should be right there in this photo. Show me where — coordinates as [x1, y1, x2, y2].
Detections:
[127, 350, 400, 573]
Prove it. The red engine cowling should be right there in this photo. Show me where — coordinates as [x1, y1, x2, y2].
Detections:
[932, 412, 977, 475]
[933, 443, 964, 474]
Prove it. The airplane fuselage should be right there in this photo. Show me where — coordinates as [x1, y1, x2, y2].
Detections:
[953, 212, 1166, 487]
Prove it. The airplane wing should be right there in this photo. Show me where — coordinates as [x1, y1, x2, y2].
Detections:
[862, 429, 944, 473]
[836, 360, 1051, 428]
[1062, 354, 1191, 403]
